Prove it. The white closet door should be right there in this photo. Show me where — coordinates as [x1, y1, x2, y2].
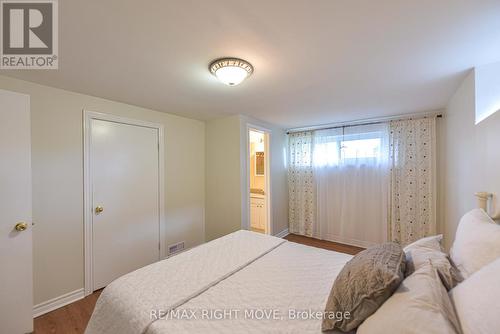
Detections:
[0, 89, 33, 333]
[91, 119, 160, 290]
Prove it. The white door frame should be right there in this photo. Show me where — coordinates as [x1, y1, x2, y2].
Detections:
[83, 110, 165, 296]
[245, 124, 272, 235]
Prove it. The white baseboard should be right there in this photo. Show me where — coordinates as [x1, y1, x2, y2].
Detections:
[33, 288, 85, 318]
[274, 228, 289, 238]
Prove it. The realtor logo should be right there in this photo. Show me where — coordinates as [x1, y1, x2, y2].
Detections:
[1, 0, 58, 69]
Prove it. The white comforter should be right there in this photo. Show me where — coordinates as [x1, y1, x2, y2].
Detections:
[86, 231, 351, 334]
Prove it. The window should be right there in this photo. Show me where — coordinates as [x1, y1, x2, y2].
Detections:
[312, 127, 387, 167]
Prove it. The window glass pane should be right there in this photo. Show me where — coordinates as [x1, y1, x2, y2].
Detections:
[341, 138, 381, 159]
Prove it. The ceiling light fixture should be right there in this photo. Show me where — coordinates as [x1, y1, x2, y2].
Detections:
[209, 58, 253, 86]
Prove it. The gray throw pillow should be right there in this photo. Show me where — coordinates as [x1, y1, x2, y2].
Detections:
[322, 242, 406, 332]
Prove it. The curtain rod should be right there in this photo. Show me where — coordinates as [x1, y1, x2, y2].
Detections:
[286, 111, 443, 134]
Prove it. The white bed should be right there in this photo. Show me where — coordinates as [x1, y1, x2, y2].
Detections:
[85, 230, 352, 334]
[86, 207, 500, 334]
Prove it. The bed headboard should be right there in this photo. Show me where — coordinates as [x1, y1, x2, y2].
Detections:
[475, 192, 500, 219]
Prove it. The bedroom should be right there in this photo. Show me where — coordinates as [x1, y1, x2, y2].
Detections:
[1, 0, 500, 333]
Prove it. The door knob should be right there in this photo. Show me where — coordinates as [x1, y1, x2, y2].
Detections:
[95, 206, 104, 214]
[15, 222, 28, 231]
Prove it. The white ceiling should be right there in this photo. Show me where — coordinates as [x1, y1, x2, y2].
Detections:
[3, 0, 500, 128]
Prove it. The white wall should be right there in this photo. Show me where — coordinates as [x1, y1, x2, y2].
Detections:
[475, 61, 500, 124]
[205, 115, 242, 241]
[0, 75, 206, 305]
[442, 70, 500, 249]
[205, 114, 288, 240]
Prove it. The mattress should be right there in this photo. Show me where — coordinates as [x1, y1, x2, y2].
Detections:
[86, 230, 352, 334]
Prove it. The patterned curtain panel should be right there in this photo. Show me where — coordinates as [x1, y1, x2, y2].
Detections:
[288, 131, 315, 236]
[389, 117, 436, 246]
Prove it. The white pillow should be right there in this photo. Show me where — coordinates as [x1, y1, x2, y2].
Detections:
[404, 235, 462, 290]
[450, 209, 500, 278]
[449, 257, 500, 334]
[358, 262, 461, 334]
[404, 234, 443, 252]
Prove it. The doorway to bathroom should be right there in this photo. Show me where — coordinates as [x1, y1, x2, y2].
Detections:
[248, 127, 271, 234]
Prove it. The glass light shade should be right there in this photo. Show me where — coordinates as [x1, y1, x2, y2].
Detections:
[209, 58, 253, 86]
[214, 66, 249, 86]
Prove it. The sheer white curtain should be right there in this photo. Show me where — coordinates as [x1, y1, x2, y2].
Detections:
[389, 118, 436, 246]
[313, 124, 390, 247]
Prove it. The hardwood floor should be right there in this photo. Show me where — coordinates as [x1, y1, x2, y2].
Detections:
[33, 234, 363, 333]
[284, 233, 365, 255]
[34, 290, 102, 333]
